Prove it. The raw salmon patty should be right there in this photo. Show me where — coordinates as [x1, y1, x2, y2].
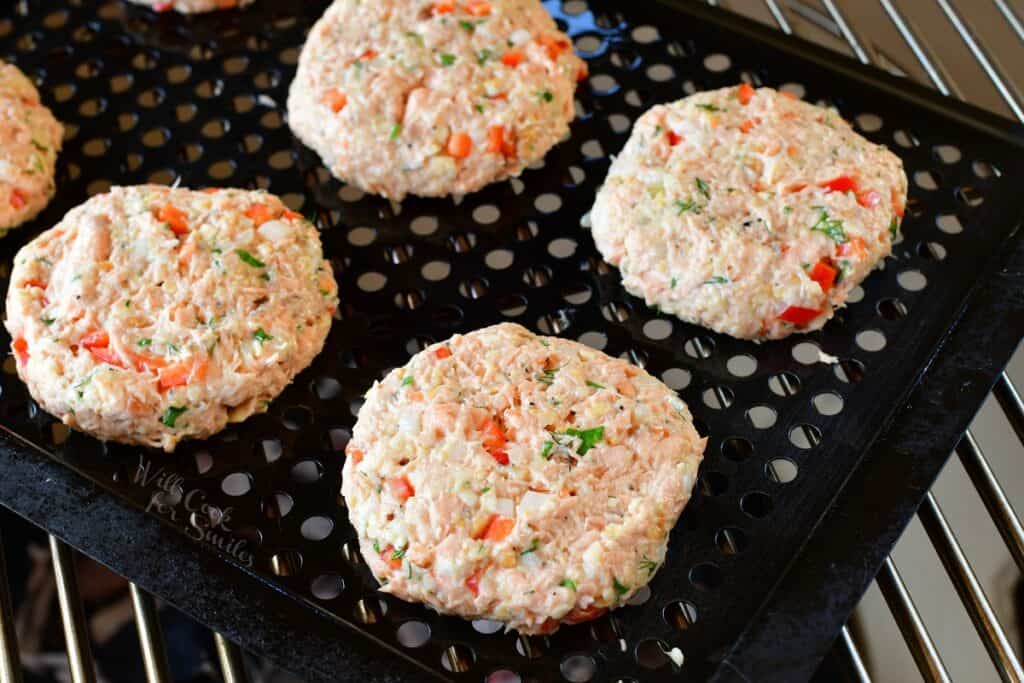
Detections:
[288, 0, 586, 200]
[0, 60, 63, 237]
[128, 0, 253, 13]
[4, 185, 338, 452]
[342, 323, 705, 634]
[591, 84, 908, 340]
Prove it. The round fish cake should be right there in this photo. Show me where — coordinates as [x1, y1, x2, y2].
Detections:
[288, 0, 586, 200]
[342, 323, 705, 634]
[4, 185, 338, 452]
[0, 60, 63, 238]
[127, 0, 253, 13]
[591, 84, 908, 341]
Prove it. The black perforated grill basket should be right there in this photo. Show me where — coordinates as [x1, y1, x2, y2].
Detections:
[1, 1, 1023, 682]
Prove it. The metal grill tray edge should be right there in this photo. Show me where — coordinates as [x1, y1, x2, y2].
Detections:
[1, 1, 1023, 681]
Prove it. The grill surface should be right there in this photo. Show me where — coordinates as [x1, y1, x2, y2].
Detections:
[1, 1, 1023, 682]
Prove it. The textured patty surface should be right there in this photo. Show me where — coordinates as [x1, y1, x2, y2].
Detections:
[0, 60, 62, 237]
[4, 185, 338, 451]
[591, 84, 907, 340]
[288, 0, 585, 200]
[127, 0, 253, 13]
[342, 323, 705, 634]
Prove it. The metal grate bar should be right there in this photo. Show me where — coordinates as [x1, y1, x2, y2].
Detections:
[935, 0, 1024, 120]
[129, 584, 171, 683]
[0, 536, 22, 683]
[993, 374, 1024, 446]
[215, 633, 250, 683]
[877, 0, 953, 95]
[762, 0, 793, 34]
[48, 537, 97, 683]
[955, 432, 1024, 573]
[821, 0, 869, 63]
[992, 0, 1024, 43]
[917, 494, 1024, 683]
[876, 557, 953, 683]
[838, 625, 873, 683]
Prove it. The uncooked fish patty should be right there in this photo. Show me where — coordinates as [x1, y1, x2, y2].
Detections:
[4, 185, 338, 452]
[591, 84, 908, 340]
[0, 60, 62, 237]
[342, 323, 705, 634]
[288, 0, 586, 200]
[128, 0, 253, 13]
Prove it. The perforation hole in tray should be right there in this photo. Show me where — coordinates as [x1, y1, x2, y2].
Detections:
[0, 0, 1019, 680]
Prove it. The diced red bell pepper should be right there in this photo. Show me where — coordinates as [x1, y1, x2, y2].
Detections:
[80, 330, 110, 350]
[808, 260, 837, 293]
[667, 131, 682, 146]
[819, 176, 858, 194]
[379, 545, 403, 570]
[387, 476, 415, 502]
[837, 237, 868, 260]
[778, 306, 823, 327]
[482, 515, 514, 541]
[12, 338, 28, 366]
[465, 568, 483, 595]
[480, 418, 506, 452]
[435, 347, 451, 359]
[490, 450, 509, 466]
[737, 82, 755, 105]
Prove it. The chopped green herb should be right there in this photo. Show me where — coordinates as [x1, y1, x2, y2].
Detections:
[391, 545, 407, 560]
[639, 556, 658, 576]
[440, 53, 457, 66]
[560, 426, 604, 455]
[585, 380, 605, 389]
[559, 578, 577, 590]
[835, 259, 850, 284]
[211, 247, 223, 254]
[320, 289, 331, 297]
[675, 199, 697, 215]
[670, 277, 678, 289]
[459, 19, 476, 31]
[520, 539, 539, 556]
[539, 90, 553, 103]
[408, 563, 413, 579]
[695, 103, 724, 112]
[404, 31, 424, 45]
[477, 49, 492, 66]
[695, 177, 710, 199]
[889, 216, 899, 240]
[253, 328, 273, 342]
[373, 540, 381, 553]
[702, 275, 729, 285]
[401, 375, 415, 388]
[538, 339, 550, 347]
[474, 103, 485, 113]
[160, 406, 188, 428]
[30, 137, 48, 152]
[612, 577, 629, 599]
[541, 441, 555, 460]
[809, 208, 848, 244]
[138, 338, 152, 347]
[536, 368, 557, 385]
[390, 123, 402, 140]
[783, 205, 793, 214]
[481, 486, 491, 494]
[42, 317, 55, 326]
[236, 249, 265, 268]
[654, 125, 662, 136]
[73, 372, 95, 399]
[124, 300, 131, 308]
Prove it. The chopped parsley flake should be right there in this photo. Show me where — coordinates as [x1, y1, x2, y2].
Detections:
[675, 199, 697, 215]
[440, 53, 456, 66]
[695, 177, 710, 199]
[783, 205, 793, 214]
[539, 90, 553, 103]
[670, 277, 678, 288]
[160, 406, 188, 428]
[474, 103, 485, 113]
[124, 300, 131, 308]
[404, 31, 423, 45]
[30, 138, 48, 151]
[390, 123, 402, 140]
[695, 103, 724, 112]
[373, 540, 381, 553]
[402, 375, 414, 387]
[702, 275, 729, 285]
[889, 216, 900, 240]
[538, 339, 550, 347]
[236, 249, 265, 268]
[536, 368, 557, 385]
[810, 207, 848, 244]
[481, 486, 491, 494]
[42, 317, 55, 326]
[138, 338, 152, 347]
[253, 328, 273, 342]
[477, 49, 492, 66]
[612, 577, 629, 599]
[541, 441, 555, 460]
[391, 545, 407, 561]
[520, 539, 539, 555]
[585, 380, 605, 389]
[639, 556, 658, 576]
[560, 426, 604, 455]
[459, 19, 478, 31]
[559, 578, 577, 590]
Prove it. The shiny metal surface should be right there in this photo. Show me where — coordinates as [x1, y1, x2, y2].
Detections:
[48, 537, 97, 683]
[129, 585, 171, 683]
[875, 558, 953, 683]
[0, 536, 21, 683]
[215, 633, 251, 683]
